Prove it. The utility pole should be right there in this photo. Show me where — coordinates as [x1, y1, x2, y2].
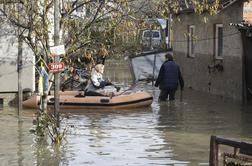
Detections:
[54, 0, 60, 126]
[17, 2, 23, 115]
[17, 31, 23, 115]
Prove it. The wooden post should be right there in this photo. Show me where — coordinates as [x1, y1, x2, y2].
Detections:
[54, 0, 60, 126]
[209, 135, 219, 166]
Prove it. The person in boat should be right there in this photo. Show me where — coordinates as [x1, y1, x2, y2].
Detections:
[155, 53, 184, 101]
[85, 64, 120, 96]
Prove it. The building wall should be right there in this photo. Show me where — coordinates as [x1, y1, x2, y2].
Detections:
[0, 22, 35, 94]
[172, 2, 244, 100]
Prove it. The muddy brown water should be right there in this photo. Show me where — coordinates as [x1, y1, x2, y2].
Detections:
[1, 86, 252, 166]
[0, 60, 252, 166]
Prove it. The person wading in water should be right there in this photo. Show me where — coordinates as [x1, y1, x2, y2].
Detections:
[155, 53, 184, 101]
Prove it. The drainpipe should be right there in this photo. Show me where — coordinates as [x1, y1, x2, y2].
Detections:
[241, 30, 247, 104]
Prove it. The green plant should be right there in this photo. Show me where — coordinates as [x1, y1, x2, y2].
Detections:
[34, 112, 67, 144]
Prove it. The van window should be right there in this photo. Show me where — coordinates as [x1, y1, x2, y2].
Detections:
[152, 31, 160, 38]
[141, 30, 162, 48]
[143, 31, 151, 37]
[143, 30, 160, 38]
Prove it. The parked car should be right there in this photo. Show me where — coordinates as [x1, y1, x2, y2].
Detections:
[140, 30, 162, 48]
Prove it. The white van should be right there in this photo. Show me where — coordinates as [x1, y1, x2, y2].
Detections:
[141, 30, 162, 48]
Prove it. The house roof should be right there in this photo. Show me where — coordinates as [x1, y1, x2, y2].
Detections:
[177, 0, 244, 14]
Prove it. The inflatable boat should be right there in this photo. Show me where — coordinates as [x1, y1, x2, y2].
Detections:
[22, 90, 153, 110]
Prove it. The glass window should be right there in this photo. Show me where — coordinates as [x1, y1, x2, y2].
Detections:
[215, 24, 223, 59]
[143, 31, 151, 38]
[152, 31, 160, 38]
[143, 31, 160, 38]
[188, 25, 195, 57]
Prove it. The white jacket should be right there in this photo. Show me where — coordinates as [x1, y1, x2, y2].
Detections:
[91, 69, 104, 87]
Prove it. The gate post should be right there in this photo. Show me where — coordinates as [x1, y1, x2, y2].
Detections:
[209, 135, 219, 166]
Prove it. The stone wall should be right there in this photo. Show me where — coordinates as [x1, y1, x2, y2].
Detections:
[172, 2, 244, 100]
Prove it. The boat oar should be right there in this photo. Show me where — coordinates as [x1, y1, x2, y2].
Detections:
[114, 78, 150, 97]
[116, 83, 138, 95]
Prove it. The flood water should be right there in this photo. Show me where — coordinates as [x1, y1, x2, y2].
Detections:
[1, 60, 252, 166]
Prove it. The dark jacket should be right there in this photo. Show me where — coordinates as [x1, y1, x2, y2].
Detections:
[155, 60, 184, 90]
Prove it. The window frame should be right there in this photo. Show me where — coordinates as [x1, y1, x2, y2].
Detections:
[214, 24, 224, 59]
[188, 25, 196, 58]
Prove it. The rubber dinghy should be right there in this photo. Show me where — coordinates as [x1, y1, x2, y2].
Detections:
[22, 90, 153, 109]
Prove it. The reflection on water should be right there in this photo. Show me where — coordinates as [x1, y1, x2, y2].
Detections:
[1, 60, 252, 166]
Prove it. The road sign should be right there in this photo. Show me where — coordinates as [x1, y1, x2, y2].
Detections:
[50, 45, 65, 56]
[48, 62, 65, 73]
